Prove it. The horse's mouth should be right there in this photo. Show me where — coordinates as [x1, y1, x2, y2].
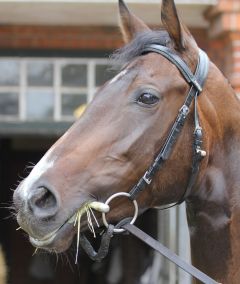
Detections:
[27, 201, 110, 252]
[29, 218, 73, 248]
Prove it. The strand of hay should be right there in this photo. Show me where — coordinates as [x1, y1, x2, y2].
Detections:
[74, 204, 99, 264]
[0, 246, 6, 284]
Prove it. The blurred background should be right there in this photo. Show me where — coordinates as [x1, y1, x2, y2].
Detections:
[0, 0, 239, 283]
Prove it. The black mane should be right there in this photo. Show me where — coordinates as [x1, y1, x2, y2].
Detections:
[111, 30, 170, 67]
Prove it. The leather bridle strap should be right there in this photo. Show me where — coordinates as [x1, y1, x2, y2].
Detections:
[129, 45, 209, 203]
[122, 223, 220, 284]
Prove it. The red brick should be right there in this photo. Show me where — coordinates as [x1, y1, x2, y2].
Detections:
[0, 25, 123, 50]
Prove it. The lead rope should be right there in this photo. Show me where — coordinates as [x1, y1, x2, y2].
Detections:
[122, 222, 220, 284]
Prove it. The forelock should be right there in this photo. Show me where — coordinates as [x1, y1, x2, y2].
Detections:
[111, 30, 170, 68]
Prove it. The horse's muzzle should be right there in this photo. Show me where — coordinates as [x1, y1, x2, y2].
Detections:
[13, 181, 63, 239]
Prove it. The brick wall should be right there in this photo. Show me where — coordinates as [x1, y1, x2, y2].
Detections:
[231, 32, 240, 95]
[0, 25, 209, 52]
[0, 25, 122, 50]
[206, 0, 240, 96]
[0, 11, 238, 95]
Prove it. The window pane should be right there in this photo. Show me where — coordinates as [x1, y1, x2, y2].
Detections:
[26, 89, 54, 120]
[95, 65, 117, 86]
[0, 92, 18, 115]
[62, 93, 87, 116]
[27, 61, 53, 86]
[61, 64, 87, 87]
[0, 61, 20, 86]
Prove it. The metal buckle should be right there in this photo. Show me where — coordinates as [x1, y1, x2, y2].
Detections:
[179, 105, 189, 116]
[143, 171, 152, 185]
[102, 192, 138, 234]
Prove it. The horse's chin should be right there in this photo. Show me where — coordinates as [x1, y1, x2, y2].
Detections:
[29, 221, 76, 253]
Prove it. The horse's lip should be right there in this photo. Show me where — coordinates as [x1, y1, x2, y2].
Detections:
[28, 201, 109, 249]
[30, 230, 58, 247]
[29, 216, 74, 248]
[30, 221, 75, 253]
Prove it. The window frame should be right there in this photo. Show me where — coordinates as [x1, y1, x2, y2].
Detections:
[0, 57, 114, 122]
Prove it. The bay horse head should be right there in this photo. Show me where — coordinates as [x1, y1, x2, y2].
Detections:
[14, 1, 240, 282]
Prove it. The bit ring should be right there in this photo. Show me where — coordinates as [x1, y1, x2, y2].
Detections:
[102, 192, 138, 233]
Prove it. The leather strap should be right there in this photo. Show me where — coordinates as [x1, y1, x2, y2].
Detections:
[129, 46, 209, 202]
[123, 223, 220, 284]
[78, 225, 114, 262]
[143, 44, 203, 91]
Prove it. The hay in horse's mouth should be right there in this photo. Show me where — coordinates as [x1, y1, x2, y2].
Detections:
[29, 201, 109, 249]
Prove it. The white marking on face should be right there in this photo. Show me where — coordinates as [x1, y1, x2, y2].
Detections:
[109, 69, 128, 85]
[20, 148, 56, 200]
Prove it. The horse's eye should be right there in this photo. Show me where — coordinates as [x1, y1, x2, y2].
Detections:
[137, 93, 159, 105]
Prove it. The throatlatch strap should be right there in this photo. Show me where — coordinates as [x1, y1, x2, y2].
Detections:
[129, 46, 209, 201]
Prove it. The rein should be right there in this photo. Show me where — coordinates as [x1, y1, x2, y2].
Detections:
[79, 46, 221, 283]
[122, 222, 220, 284]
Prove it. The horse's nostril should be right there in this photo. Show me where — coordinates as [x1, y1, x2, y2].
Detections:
[28, 187, 59, 219]
[34, 188, 55, 209]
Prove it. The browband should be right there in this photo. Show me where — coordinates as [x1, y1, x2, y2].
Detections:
[143, 44, 209, 92]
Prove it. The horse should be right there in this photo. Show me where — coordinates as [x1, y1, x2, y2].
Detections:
[13, 0, 240, 283]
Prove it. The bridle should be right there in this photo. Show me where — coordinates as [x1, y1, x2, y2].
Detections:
[78, 45, 220, 284]
[101, 44, 209, 231]
[129, 44, 209, 204]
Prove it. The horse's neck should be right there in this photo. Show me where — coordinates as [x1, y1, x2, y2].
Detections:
[187, 68, 240, 284]
[187, 164, 238, 283]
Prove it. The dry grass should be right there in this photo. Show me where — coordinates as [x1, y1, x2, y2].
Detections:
[74, 203, 100, 264]
[0, 246, 6, 284]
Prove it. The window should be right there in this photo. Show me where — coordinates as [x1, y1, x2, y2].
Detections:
[0, 58, 117, 121]
[0, 60, 20, 118]
[26, 61, 54, 121]
[95, 64, 114, 86]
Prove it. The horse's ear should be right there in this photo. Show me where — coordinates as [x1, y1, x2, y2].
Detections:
[161, 0, 193, 51]
[118, 0, 151, 43]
